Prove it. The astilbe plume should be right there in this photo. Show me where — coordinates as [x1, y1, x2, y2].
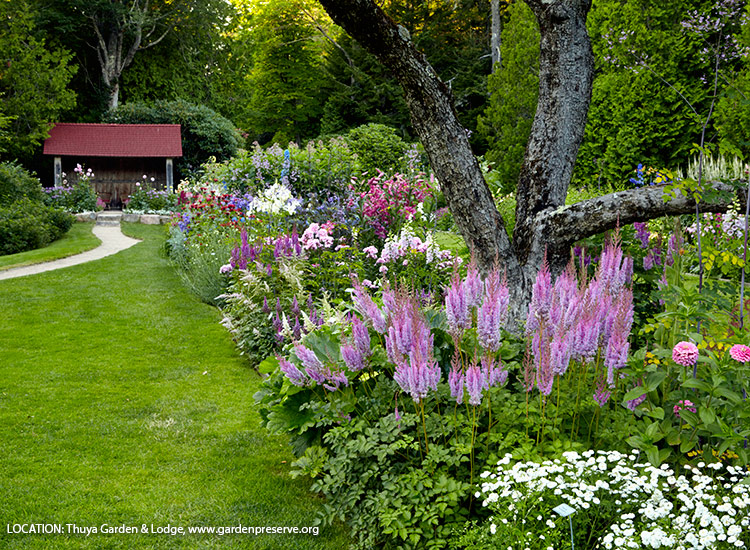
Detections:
[278, 356, 307, 387]
[351, 276, 386, 333]
[477, 266, 509, 353]
[465, 361, 487, 406]
[463, 258, 484, 309]
[445, 269, 471, 336]
[387, 293, 440, 403]
[604, 291, 634, 386]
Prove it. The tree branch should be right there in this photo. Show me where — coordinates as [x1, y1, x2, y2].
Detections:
[540, 182, 736, 248]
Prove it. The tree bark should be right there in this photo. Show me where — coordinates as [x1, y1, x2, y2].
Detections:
[491, 0, 502, 71]
[316, 0, 735, 327]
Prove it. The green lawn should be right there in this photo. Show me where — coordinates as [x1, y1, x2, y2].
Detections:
[0, 222, 100, 271]
[0, 223, 349, 550]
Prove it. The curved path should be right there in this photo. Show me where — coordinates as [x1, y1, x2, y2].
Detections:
[0, 224, 141, 281]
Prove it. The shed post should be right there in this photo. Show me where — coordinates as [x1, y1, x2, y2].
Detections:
[166, 158, 174, 192]
[54, 157, 62, 186]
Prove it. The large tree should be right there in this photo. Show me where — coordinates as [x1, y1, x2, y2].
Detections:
[316, 0, 736, 321]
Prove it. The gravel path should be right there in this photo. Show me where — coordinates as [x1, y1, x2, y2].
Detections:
[0, 224, 141, 280]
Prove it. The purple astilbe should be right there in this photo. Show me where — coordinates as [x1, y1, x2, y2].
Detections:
[278, 356, 308, 387]
[381, 283, 398, 317]
[351, 316, 372, 358]
[483, 354, 508, 387]
[294, 343, 325, 384]
[571, 302, 599, 361]
[445, 270, 471, 336]
[291, 296, 300, 316]
[463, 257, 484, 309]
[634, 222, 650, 248]
[465, 362, 487, 405]
[522, 341, 536, 392]
[666, 231, 682, 267]
[526, 257, 553, 335]
[604, 290, 634, 386]
[477, 266, 509, 353]
[593, 375, 612, 407]
[262, 296, 270, 313]
[351, 276, 386, 333]
[448, 364, 464, 404]
[597, 234, 632, 294]
[390, 296, 440, 404]
[322, 367, 349, 392]
[341, 343, 366, 372]
[385, 295, 415, 362]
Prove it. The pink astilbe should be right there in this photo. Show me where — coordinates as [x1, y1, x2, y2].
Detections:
[445, 269, 471, 336]
[604, 290, 634, 386]
[448, 364, 464, 404]
[388, 293, 440, 404]
[526, 258, 553, 335]
[463, 257, 484, 309]
[593, 375, 612, 407]
[465, 361, 487, 406]
[351, 316, 372, 358]
[351, 276, 386, 333]
[483, 354, 508, 387]
[477, 266, 509, 353]
[626, 383, 647, 411]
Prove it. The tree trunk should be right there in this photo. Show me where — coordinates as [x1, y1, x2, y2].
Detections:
[316, 0, 737, 327]
[491, 0, 502, 71]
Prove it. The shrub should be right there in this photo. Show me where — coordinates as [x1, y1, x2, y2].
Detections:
[42, 164, 100, 213]
[124, 176, 178, 214]
[345, 123, 409, 176]
[103, 100, 242, 179]
[0, 161, 44, 206]
[0, 198, 73, 255]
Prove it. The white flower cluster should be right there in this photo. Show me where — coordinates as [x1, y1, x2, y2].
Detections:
[247, 182, 301, 216]
[377, 225, 456, 270]
[476, 451, 750, 550]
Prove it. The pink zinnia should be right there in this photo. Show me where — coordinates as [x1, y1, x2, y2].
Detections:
[672, 341, 699, 366]
[729, 344, 750, 363]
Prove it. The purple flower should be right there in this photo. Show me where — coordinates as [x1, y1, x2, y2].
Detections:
[279, 356, 307, 387]
[463, 258, 484, 309]
[626, 383, 647, 411]
[341, 343, 366, 372]
[445, 271, 471, 335]
[295, 344, 324, 372]
[351, 276, 386, 333]
[634, 222, 650, 248]
[477, 266, 509, 353]
[526, 259, 553, 335]
[593, 376, 612, 407]
[465, 363, 486, 405]
[448, 365, 464, 404]
[604, 291, 633, 385]
[351, 316, 371, 358]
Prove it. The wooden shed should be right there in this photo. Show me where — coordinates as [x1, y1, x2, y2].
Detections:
[43, 123, 183, 209]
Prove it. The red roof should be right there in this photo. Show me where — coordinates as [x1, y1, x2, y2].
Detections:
[43, 123, 182, 158]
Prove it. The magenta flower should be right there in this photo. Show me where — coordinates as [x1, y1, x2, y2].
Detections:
[672, 341, 699, 366]
[729, 344, 750, 363]
[673, 399, 696, 418]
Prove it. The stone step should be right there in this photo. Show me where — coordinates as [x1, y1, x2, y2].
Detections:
[96, 211, 122, 225]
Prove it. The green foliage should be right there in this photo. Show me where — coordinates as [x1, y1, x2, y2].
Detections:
[166, 226, 232, 306]
[0, 161, 44, 205]
[125, 180, 178, 213]
[245, 0, 330, 144]
[576, 0, 711, 187]
[0, 0, 77, 161]
[0, 198, 73, 256]
[345, 123, 409, 176]
[103, 100, 242, 179]
[477, 1, 539, 194]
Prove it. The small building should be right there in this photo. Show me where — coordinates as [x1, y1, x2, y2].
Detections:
[43, 123, 183, 209]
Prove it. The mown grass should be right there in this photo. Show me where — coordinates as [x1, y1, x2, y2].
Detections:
[0, 223, 100, 271]
[0, 223, 349, 550]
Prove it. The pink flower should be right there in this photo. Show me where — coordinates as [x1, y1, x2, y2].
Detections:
[673, 399, 696, 418]
[729, 344, 750, 363]
[672, 341, 699, 366]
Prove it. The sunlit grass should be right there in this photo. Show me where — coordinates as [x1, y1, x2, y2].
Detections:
[0, 223, 349, 549]
[0, 222, 100, 271]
